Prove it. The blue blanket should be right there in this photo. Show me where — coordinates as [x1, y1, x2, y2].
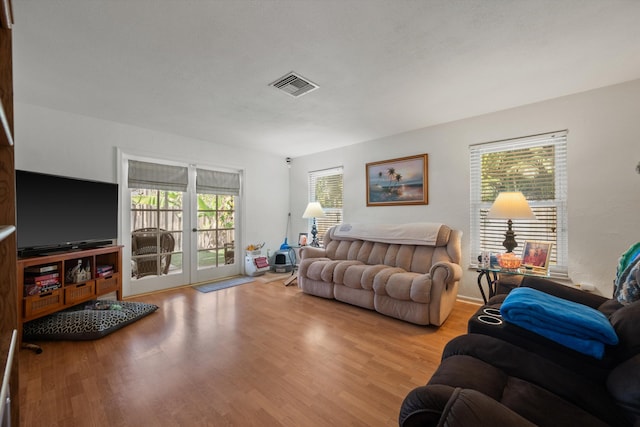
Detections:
[501, 287, 618, 359]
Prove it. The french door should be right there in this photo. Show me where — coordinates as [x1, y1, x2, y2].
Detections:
[190, 191, 238, 284]
[123, 156, 241, 296]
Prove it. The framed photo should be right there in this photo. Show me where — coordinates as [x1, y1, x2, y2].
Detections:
[366, 154, 428, 206]
[298, 232, 308, 246]
[521, 240, 553, 273]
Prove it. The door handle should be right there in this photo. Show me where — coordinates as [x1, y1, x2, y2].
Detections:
[192, 228, 198, 232]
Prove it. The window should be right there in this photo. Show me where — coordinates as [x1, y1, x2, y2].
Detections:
[308, 167, 343, 245]
[470, 131, 568, 275]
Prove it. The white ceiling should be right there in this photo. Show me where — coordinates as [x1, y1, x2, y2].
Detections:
[11, 0, 640, 158]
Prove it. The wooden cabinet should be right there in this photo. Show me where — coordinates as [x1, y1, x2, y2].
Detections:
[0, 1, 17, 425]
[18, 246, 123, 323]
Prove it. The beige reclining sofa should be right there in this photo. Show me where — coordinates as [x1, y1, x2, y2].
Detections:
[298, 223, 463, 326]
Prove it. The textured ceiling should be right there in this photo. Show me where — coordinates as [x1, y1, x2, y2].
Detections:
[11, 0, 640, 158]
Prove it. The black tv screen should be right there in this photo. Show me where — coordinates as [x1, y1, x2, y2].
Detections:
[16, 170, 118, 256]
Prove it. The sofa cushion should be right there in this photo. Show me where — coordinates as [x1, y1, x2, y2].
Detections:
[442, 388, 536, 427]
[339, 263, 385, 289]
[607, 354, 640, 424]
[608, 299, 640, 362]
[598, 298, 624, 316]
[438, 334, 629, 426]
[468, 302, 613, 381]
[428, 354, 611, 427]
[399, 385, 536, 427]
[430, 355, 508, 400]
[371, 270, 432, 303]
[302, 258, 341, 282]
[399, 384, 455, 427]
[332, 260, 365, 287]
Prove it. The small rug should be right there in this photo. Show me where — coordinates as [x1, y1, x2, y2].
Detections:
[194, 276, 255, 293]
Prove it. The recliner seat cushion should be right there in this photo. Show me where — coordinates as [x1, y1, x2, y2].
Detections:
[335, 262, 380, 289]
[372, 270, 431, 303]
[437, 334, 630, 426]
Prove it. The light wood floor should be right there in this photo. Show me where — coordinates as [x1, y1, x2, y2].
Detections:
[19, 278, 479, 426]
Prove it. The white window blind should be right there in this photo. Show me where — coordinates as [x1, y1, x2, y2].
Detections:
[128, 160, 188, 192]
[308, 167, 343, 245]
[196, 168, 240, 196]
[470, 131, 568, 276]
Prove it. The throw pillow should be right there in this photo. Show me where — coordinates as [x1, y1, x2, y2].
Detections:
[614, 242, 640, 304]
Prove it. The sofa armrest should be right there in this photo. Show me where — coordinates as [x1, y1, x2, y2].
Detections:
[299, 246, 327, 260]
[399, 384, 535, 427]
[429, 261, 463, 285]
[519, 276, 608, 309]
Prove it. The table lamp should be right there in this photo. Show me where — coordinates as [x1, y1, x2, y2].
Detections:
[302, 201, 325, 247]
[487, 191, 535, 253]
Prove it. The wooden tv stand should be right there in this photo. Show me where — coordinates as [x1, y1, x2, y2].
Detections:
[17, 245, 123, 343]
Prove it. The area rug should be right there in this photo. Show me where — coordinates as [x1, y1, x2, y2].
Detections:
[194, 276, 255, 293]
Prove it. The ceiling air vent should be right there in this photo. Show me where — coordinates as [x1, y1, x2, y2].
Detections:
[269, 72, 319, 97]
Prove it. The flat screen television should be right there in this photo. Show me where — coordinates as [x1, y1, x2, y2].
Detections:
[16, 170, 119, 257]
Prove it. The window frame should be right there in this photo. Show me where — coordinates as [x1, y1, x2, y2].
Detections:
[308, 166, 344, 246]
[470, 131, 568, 277]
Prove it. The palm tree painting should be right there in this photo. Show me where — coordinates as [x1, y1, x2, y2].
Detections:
[366, 154, 428, 206]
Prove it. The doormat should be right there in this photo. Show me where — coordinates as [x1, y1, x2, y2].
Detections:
[194, 276, 255, 293]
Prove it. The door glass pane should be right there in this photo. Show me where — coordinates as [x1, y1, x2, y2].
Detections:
[196, 193, 235, 268]
[131, 189, 183, 279]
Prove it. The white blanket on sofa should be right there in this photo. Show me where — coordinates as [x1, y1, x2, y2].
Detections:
[334, 222, 443, 245]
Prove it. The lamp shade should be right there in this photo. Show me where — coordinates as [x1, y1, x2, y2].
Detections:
[302, 202, 325, 218]
[487, 192, 536, 220]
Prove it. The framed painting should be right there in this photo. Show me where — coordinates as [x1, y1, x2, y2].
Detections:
[366, 154, 428, 206]
[298, 232, 308, 246]
[521, 240, 553, 274]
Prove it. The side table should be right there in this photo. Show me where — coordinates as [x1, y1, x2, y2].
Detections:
[476, 267, 548, 304]
[477, 268, 499, 304]
[283, 246, 303, 286]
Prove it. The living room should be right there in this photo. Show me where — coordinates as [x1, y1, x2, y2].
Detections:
[2, 1, 640, 426]
[10, 1, 640, 301]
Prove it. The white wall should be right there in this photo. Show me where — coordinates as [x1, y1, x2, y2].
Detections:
[15, 79, 640, 300]
[14, 103, 292, 293]
[290, 79, 640, 300]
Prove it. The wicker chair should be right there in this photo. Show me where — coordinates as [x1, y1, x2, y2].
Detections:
[224, 242, 235, 265]
[131, 228, 175, 278]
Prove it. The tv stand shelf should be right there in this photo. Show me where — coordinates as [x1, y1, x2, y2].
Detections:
[17, 245, 123, 333]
